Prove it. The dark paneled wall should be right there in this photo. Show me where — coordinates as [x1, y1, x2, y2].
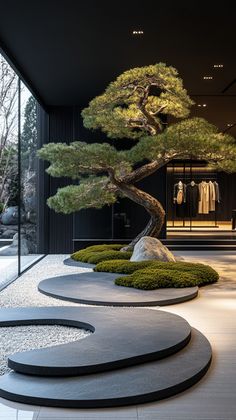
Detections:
[38, 106, 79, 253]
[74, 167, 167, 242]
[38, 106, 167, 253]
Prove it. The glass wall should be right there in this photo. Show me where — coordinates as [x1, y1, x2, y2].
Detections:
[0, 53, 43, 289]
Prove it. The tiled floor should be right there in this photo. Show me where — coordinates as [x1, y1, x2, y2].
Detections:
[0, 251, 236, 419]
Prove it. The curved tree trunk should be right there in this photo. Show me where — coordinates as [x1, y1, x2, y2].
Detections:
[110, 178, 165, 251]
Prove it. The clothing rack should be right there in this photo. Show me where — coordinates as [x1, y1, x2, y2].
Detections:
[170, 161, 218, 230]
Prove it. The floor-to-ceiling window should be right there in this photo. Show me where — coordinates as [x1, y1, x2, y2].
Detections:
[0, 53, 43, 289]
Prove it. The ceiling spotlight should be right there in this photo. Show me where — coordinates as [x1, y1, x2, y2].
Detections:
[132, 30, 144, 35]
[213, 64, 224, 68]
[227, 123, 233, 127]
[203, 76, 213, 80]
[197, 104, 202, 107]
[202, 104, 207, 107]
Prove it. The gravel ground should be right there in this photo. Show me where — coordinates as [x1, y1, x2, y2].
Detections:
[0, 255, 93, 375]
[0, 255, 92, 308]
[0, 325, 89, 375]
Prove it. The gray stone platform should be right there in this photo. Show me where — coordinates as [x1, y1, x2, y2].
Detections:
[0, 307, 191, 376]
[0, 320, 211, 407]
[63, 258, 95, 268]
[38, 272, 198, 306]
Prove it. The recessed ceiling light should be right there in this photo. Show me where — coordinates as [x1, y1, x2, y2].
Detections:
[202, 104, 207, 107]
[203, 76, 213, 80]
[132, 30, 144, 35]
[197, 104, 207, 107]
[213, 64, 224, 68]
[197, 104, 202, 107]
[227, 123, 233, 127]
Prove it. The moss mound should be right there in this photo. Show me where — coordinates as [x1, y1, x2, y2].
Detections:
[95, 259, 219, 287]
[94, 258, 218, 290]
[87, 250, 132, 264]
[115, 269, 199, 290]
[71, 244, 131, 263]
[72, 244, 219, 289]
[94, 259, 155, 273]
[114, 262, 218, 290]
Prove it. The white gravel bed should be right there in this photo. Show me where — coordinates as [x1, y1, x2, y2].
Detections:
[0, 255, 93, 375]
[0, 324, 90, 375]
[0, 254, 92, 308]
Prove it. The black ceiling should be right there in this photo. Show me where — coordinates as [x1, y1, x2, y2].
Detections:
[0, 0, 235, 135]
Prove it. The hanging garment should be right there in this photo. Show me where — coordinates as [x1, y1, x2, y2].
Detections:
[173, 182, 186, 204]
[198, 181, 210, 214]
[186, 182, 199, 217]
[213, 181, 220, 203]
[173, 182, 186, 217]
[209, 181, 216, 211]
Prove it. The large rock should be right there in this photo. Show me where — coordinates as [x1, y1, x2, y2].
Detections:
[130, 236, 176, 262]
[1, 229, 17, 239]
[1, 206, 26, 225]
[0, 233, 31, 256]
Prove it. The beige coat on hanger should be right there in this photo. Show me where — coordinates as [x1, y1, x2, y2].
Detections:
[198, 181, 210, 214]
[209, 181, 216, 211]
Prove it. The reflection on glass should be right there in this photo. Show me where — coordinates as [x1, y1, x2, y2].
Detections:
[0, 54, 19, 287]
[20, 82, 40, 272]
[0, 53, 43, 287]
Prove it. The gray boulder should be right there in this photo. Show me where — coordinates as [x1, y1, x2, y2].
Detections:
[130, 236, 176, 262]
[1, 229, 16, 239]
[0, 233, 30, 256]
[1, 206, 18, 225]
[1, 206, 26, 225]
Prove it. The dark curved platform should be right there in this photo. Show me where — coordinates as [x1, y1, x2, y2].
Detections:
[63, 258, 95, 269]
[0, 307, 191, 376]
[0, 328, 211, 408]
[38, 272, 198, 306]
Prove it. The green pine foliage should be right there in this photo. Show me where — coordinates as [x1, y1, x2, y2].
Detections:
[38, 63, 236, 244]
[82, 63, 194, 139]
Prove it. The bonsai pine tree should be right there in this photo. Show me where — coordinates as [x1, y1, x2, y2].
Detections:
[38, 63, 236, 249]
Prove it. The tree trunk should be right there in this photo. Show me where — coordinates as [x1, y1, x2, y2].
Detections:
[110, 178, 165, 251]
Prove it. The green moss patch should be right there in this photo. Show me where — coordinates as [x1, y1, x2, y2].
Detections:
[114, 262, 218, 290]
[87, 250, 132, 264]
[115, 269, 199, 290]
[94, 259, 155, 273]
[71, 244, 130, 263]
[94, 258, 219, 290]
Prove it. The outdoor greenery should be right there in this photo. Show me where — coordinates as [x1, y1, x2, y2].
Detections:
[21, 96, 37, 172]
[0, 55, 18, 209]
[38, 63, 236, 249]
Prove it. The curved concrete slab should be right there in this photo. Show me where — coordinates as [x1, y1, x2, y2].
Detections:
[0, 328, 212, 408]
[63, 258, 95, 269]
[38, 272, 198, 307]
[0, 307, 191, 376]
